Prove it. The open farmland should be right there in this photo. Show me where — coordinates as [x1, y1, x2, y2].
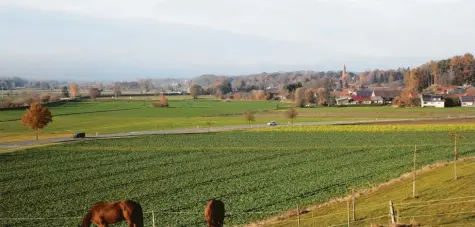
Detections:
[1, 125, 474, 226]
[1, 98, 475, 143]
[0, 99, 292, 142]
[266, 159, 475, 227]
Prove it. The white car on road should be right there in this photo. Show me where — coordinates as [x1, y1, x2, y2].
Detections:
[267, 121, 277, 126]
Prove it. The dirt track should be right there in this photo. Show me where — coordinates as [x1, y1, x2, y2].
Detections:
[354, 118, 475, 125]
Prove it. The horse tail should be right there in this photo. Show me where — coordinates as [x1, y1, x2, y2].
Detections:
[81, 211, 92, 227]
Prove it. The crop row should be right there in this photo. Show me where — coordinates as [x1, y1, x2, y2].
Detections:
[251, 124, 475, 133]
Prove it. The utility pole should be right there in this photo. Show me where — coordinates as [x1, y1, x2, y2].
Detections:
[1, 86, 3, 99]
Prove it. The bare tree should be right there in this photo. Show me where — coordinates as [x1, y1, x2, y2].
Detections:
[284, 106, 298, 127]
[206, 119, 213, 132]
[243, 112, 256, 128]
[317, 88, 328, 106]
[61, 86, 69, 97]
[190, 84, 201, 100]
[113, 85, 121, 98]
[294, 87, 305, 107]
[304, 89, 315, 105]
[89, 88, 101, 100]
[139, 79, 153, 94]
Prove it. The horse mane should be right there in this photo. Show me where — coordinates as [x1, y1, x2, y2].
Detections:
[81, 210, 92, 227]
[205, 199, 225, 227]
[120, 200, 144, 227]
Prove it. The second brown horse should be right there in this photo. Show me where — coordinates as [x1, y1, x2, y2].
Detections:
[79, 200, 143, 227]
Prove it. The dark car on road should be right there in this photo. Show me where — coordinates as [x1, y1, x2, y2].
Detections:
[73, 132, 86, 138]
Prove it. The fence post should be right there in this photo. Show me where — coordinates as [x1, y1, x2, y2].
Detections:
[347, 200, 350, 227]
[413, 144, 417, 198]
[312, 211, 315, 227]
[352, 188, 356, 221]
[454, 137, 457, 180]
[389, 201, 395, 224]
[152, 211, 156, 227]
[297, 205, 301, 227]
[396, 208, 400, 224]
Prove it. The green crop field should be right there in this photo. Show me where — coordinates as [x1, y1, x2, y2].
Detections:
[1, 98, 475, 143]
[1, 125, 474, 226]
[0, 99, 292, 142]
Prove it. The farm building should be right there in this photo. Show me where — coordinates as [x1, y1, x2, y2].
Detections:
[351, 95, 372, 104]
[460, 96, 475, 107]
[372, 90, 401, 104]
[371, 96, 384, 104]
[336, 96, 352, 105]
[353, 90, 373, 96]
[421, 95, 445, 108]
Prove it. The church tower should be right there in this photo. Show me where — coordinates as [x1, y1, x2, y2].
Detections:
[341, 65, 348, 80]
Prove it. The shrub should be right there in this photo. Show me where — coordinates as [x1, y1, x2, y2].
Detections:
[160, 95, 169, 107]
[234, 93, 242, 100]
[411, 97, 421, 107]
[445, 97, 460, 107]
[0, 100, 12, 108]
[49, 95, 59, 102]
[40, 94, 50, 103]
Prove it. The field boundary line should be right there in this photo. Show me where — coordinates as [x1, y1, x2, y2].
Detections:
[399, 200, 475, 209]
[396, 195, 475, 206]
[399, 210, 475, 219]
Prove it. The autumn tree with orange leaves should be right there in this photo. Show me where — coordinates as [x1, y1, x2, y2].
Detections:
[160, 95, 169, 107]
[21, 102, 53, 140]
[69, 83, 79, 98]
[395, 69, 419, 107]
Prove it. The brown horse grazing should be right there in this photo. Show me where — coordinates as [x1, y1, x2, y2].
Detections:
[79, 200, 143, 227]
[204, 199, 225, 227]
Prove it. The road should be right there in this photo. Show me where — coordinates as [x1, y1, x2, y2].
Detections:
[0, 117, 470, 150]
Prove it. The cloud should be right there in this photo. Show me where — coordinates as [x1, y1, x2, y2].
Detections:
[0, 0, 474, 79]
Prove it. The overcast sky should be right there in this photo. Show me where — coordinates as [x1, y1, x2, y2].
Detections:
[0, 0, 474, 80]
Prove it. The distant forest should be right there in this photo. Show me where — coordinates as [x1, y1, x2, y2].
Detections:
[1, 53, 474, 94]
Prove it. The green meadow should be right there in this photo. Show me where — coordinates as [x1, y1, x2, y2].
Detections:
[1, 98, 474, 142]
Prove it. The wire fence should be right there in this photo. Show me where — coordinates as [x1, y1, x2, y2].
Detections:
[2, 197, 473, 226]
[251, 196, 475, 227]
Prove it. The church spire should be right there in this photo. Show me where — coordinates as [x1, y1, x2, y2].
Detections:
[342, 64, 348, 80]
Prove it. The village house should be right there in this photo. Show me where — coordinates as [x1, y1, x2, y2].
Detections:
[460, 96, 475, 107]
[447, 87, 467, 95]
[372, 90, 401, 104]
[421, 95, 445, 108]
[336, 96, 352, 105]
[350, 90, 373, 104]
